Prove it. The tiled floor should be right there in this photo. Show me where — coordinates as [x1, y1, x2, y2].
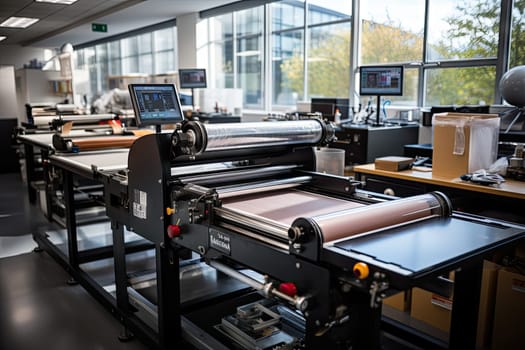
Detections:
[0, 172, 149, 349]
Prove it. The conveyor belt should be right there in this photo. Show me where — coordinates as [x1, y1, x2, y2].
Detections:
[49, 149, 129, 178]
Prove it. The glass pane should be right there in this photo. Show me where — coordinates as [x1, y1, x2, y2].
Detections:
[272, 0, 304, 31]
[361, 0, 424, 64]
[308, 22, 350, 98]
[308, 0, 351, 25]
[109, 58, 121, 76]
[213, 41, 234, 88]
[426, 0, 499, 61]
[108, 41, 120, 60]
[510, 1, 525, 68]
[122, 56, 139, 74]
[138, 33, 152, 54]
[210, 13, 233, 42]
[121, 37, 138, 57]
[236, 7, 263, 37]
[155, 51, 175, 74]
[237, 36, 263, 108]
[272, 30, 304, 105]
[139, 54, 153, 74]
[154, 27, 174, 51]
[96, 43, 107, 62]
[425, 66, 495, 106]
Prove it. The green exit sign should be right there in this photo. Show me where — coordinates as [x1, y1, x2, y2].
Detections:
[92, 23, 107, 33]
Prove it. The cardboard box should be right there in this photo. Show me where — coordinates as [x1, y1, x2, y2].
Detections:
[374, 156, 414, 172]
[491, 268, 525, 350]
[383, 290, 411, 312]
[432, 113, 499, 178]
[411, 287, 452, 332]
[410, 261, 499, 348]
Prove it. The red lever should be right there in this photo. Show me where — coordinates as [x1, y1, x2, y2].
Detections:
[167, 225, 181, 238]
[279, 282, 298, 297]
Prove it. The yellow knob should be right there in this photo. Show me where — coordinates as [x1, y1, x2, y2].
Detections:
[166, 207, 175, 215]
[353, 262, 369, 279]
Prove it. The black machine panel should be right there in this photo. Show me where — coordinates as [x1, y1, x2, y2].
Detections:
[332, 124, 419, 165]
[332, 216, 519, 275]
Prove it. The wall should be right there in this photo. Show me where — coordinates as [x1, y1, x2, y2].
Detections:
[176, 13, 198, 69]
[0, 66, 18, 119]
[0, 45, 53, 69]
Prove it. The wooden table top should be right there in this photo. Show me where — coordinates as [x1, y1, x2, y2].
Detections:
[353, 163, 525, 200]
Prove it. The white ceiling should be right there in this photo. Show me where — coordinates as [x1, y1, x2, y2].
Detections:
[0, 0, 236, 48]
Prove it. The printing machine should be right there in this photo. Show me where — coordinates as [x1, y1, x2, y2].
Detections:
[102, 118, 525, 350]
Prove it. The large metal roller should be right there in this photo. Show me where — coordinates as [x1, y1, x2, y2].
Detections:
[172, 119, 335, 155]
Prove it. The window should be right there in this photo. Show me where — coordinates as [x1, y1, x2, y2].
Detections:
[510, 1, 525, 68]
[426, 0, 499, 61]
[308, 22, 350, 98]
[425, 66, 496, 106]
[197, 14, 233, 88]
[236, 7, 264, 108]
[360, 0, 424, 64]
[271, 1, 304, 106]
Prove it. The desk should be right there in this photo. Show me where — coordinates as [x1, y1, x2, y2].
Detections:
[353, 164, 525, 223]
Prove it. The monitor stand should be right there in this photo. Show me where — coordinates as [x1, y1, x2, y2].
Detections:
[373, 95, 383, 127]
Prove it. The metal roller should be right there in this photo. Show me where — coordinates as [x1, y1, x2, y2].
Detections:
[172, 119, 335, 155]
[289, 192, 452, 243]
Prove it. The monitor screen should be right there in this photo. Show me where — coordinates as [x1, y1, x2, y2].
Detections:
[179, 68, 207, 89]
[128, 84, 184, 126]
[359, 65, 404, 96]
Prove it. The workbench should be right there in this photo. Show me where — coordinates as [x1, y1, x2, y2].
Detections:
[353, 163, 525, 223]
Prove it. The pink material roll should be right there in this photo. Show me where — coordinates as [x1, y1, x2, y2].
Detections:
[312, 193, 444, 242]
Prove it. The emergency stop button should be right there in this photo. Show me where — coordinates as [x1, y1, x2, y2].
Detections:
[167, 225, 181, 238]
[353, 262, 369, 279]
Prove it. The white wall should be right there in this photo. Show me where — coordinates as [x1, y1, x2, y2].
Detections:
[0, 66, 18, 119]
[176, 13, 199, 69]
[0, 45, 53, 69]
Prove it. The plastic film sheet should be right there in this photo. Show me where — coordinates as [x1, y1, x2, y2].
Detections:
[220, 189, 364, 228]
[202, 120, 324, 151]
[312, 193, 445, 242]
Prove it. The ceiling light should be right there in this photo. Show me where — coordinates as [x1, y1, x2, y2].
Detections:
[0, 17, 39, 28]
[0, 36, 7, 42]
[35, 0, 78, 4]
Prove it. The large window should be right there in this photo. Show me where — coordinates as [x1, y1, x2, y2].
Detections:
[426, 0, 499, 61]
[236, 7, 264, 108]
[510, 0, 525, 68]
[197, 14, 233, 88]
[360, 0, 424, 64]
[200, 0, 352, 110]
[271, 0, 305, 106]
[74, 1, 522, 112]
[76, 26, 177, 99]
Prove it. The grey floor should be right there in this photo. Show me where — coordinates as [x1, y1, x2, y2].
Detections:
[0, 172, 149, 350]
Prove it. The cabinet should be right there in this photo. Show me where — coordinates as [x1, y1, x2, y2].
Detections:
[332, 124, 419, 165]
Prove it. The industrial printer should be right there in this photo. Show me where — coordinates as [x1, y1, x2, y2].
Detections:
[100, 84, 525, 350]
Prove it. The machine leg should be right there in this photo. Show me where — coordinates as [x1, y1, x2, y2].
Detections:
[449, 260, 483, 350]
[348, 291, 382, 350]
[118, 325, 134, 342]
